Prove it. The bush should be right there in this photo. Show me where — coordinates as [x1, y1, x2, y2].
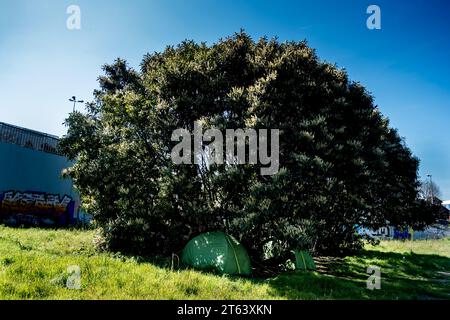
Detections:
[60, 32, 436, 266]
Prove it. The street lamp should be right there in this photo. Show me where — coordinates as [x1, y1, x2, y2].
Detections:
[69, 96, 84, 112]
[427, 174, 433, 204]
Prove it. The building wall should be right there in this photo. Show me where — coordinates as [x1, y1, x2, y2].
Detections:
[0, 140, 80, 226]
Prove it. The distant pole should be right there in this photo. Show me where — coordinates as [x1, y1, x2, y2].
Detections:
[69, 96, 84, 112]
[427, 174, 433, 204]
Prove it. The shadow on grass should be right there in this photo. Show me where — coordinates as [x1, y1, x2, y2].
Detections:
[135, 247, 450, 300]
[260, 249, 450, 300]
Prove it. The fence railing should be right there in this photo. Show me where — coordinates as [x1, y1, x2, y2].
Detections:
[0, 122, 60, 155]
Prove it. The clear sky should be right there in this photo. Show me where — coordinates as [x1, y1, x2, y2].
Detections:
[1, 0, 449, 198]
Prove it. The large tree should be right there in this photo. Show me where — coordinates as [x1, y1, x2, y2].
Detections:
[60, 32, 437, 263]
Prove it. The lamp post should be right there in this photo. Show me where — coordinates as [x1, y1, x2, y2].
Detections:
[69, 96, 84, 112]
[427, 174, 433, 204]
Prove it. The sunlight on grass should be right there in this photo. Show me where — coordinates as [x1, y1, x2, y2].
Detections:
[0, 226, 449, 300]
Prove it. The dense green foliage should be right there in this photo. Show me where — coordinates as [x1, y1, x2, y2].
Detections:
[59, 32, 438, 263]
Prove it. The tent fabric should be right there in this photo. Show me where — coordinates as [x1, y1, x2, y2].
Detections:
[181, 231, 252, 276]
[293, 250, 316, 271]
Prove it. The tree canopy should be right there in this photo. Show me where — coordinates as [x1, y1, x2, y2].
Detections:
[60, 32, 438, 264]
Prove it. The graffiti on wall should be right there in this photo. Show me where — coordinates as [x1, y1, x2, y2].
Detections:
[0, 190, 75, 226]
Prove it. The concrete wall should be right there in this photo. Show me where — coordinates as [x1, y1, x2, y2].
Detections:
[0, 141, 80, 226]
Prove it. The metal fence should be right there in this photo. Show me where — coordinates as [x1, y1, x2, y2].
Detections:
[0, 122, 60, 155]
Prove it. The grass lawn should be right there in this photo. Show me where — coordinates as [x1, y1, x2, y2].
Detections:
[0, 225, 449, 300]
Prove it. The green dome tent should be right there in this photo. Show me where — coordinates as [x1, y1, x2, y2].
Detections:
[181, 232, 252, 276]
[293, 250, 316, 271]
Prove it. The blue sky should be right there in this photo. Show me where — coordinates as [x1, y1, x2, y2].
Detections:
[0, 0, 449, 198]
